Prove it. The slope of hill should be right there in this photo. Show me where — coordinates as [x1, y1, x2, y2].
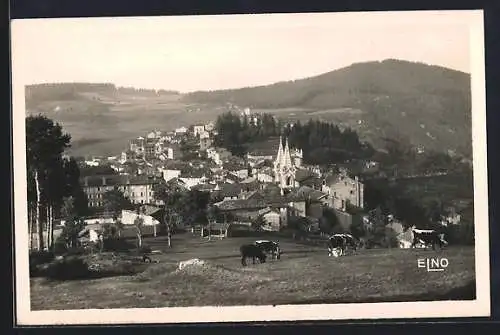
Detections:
[24, 83, 216, 157]
[183, 59, 472, 158]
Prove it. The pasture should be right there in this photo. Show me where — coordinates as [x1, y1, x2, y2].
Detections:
[30, 233, 476, 310]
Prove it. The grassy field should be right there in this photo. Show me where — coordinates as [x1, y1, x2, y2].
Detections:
[30, 233, 476, 310]
[26, 93, 227, 157]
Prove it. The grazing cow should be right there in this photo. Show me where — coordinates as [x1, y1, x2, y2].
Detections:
[240, 244, 267, 266]
[411, 228, 448, 250]
[254, 240, 281, 260]
[327, 234, 347, 257]
[339, 233, 359, 254]
[327, 233, 359, 256]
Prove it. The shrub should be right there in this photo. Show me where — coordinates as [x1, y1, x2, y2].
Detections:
[445, 222, 474, 246]
[44, 254, 149, 280]
[137, 244, 153, 255]
[102, 237, 136, 252]
[45, 256, 91, 280]
[29, 250, 55, 266]
[29, 251, 56, 277]
[64, 246, 88, 256]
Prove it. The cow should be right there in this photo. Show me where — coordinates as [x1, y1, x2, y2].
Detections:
[411, 228, 448, 250]
[240, 244, 267, 266]
[254, 240, 281, 260]
[328, 233, 359, 257]
[339, 233, 359, 254]
[327, 234, 347, 257]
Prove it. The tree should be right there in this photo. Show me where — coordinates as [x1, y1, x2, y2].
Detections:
[102, 187, 134, 220]
[287, 216, 311, 240]
[61, 157, 89, 217]
[157, 188, 211, 245]
[163, 207, 179, 248]
[251, 215, 267, 232]
[114, 218, 124, 239]
[134, 209, 145, 249]
[205, 204, 219, 240]
[26, 115, 71, 251]
[58, 217, 86, 250]
[57, 196, 85, 250]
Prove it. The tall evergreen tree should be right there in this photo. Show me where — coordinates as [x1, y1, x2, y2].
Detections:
[26, 115, 71, 251]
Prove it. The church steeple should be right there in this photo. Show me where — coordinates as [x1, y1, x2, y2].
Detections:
[276, 136, 283, 165]
[273, 136, 297, 189]
[282, 138, 292, 169]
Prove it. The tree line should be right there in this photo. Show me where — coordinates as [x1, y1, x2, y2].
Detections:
[26, 115, 89, 252]
[214, 111, 371, 164]
[214, 111, 282, 157]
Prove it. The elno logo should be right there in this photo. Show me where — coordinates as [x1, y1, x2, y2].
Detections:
[417, 257, 449, 272]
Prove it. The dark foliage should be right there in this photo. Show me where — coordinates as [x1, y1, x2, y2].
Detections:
[102, 238, 137, 252]
[214, 111, 371, 164]
[42, 255, 147, 281]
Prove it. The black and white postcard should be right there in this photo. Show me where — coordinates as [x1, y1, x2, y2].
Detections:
[11, 10, 490, 325]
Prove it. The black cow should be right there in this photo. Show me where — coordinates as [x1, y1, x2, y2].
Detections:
[328, 233, 359, 256]
[343, 233, 359, 254]
[327, 234, 347, 257]
[254, 240, 281, 260]
[411, 228, 448, 250]
[240, 244, 267, 266]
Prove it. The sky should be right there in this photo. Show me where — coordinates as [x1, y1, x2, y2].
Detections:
[11, 10, 479, 93]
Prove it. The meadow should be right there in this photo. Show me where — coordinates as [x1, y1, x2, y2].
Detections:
[30, 232, 476, 310]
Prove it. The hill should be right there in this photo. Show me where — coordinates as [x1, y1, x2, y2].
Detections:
[183, 59, 472, 158]
[24, 83, 221, 157]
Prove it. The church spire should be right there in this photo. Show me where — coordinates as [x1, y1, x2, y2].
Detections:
[282, 138, 292, 168]
[275, 136, 284, 168]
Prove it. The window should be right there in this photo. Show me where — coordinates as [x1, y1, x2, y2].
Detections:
[141, 192, 144, 197]
[97, 187, 100, 191]
[141, 200, 144, 204]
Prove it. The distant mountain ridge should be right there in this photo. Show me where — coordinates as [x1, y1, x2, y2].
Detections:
[183, 59, 472, 158]
[25, 83, 180, 109]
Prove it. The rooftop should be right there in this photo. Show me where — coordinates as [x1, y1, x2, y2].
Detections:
[81, 174, 163, 187]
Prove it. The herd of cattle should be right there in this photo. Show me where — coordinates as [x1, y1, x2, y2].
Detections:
[239, 227, 449, 267]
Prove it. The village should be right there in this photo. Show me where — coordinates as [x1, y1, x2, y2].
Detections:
[54, 107, 464, 250]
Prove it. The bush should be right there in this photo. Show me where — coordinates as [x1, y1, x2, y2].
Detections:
[136, 245, 153, 255]
[102, 238, 136, 252]
[29, 250, 55, 266]
[65, 246, 89, 256]
[445, 222, 474, 245]
[43, 254, 149, 281]
[29, 251, 56, 277]
[45, 256, 92, 280]
[53, 240, 68, 254]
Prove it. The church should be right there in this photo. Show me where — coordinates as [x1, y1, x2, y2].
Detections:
[273, 137, 303, 190]
[272, 136, 365, 211]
